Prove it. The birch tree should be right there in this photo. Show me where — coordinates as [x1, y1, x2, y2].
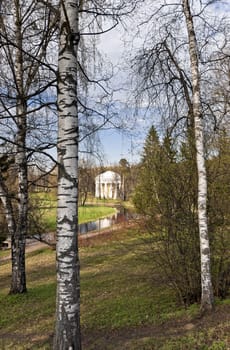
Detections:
[182, 0, 214, 312]
[54, 1, 143, 346]
[130, 0, 229, 312]
[0, 0, 57, 293]
[54, 0, 81, 347]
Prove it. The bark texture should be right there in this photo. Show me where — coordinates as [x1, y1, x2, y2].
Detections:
[182, 0, 214, 312]
[0, 0, 57, 294]
[54, 0, 81, 348]
[10, 0, 28, 294]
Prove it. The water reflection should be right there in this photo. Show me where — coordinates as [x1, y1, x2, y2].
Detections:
[79, 207, 131, 235]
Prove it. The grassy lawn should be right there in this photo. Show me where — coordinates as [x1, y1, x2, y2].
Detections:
[79, 205, 116, 224]
[30, 191, 116, 231]
[41, 205, 116, 231]
[0, 226, 229, 349]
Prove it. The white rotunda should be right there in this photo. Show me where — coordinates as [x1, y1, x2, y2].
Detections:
[95, 171, 121, 199]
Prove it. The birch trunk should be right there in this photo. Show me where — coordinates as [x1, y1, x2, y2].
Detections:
[54, 0, 81, 348]
[10, 0, 28, 294]
[10, 110, 28, 294]
[0, 176, 16, 243]
[182, 0, 214, 312]
[0, 0, 57, 294]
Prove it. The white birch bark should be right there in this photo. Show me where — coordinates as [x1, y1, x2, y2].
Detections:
[54, 0, 81, 348]
[0, 0, 57, 294]
[10, 0, 28, 294]
[182, 0, 214, 312]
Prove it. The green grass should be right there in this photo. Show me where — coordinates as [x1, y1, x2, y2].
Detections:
[30, 192, 116, 231]
[79, 205, 116, 224]
[41, 205, 116, 231]
[0, 227, 229, 349]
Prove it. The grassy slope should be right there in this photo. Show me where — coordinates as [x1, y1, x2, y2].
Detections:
[0, 226, 229, 349]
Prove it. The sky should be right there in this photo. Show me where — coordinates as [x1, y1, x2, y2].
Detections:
[94, 17, 150, 165]
[98, 129, 137, 165]
[85, 0, 230, 166]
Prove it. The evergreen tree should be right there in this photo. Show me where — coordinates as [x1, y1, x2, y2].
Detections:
[133, 127, 201, 305]
[133, 126, 161, 217]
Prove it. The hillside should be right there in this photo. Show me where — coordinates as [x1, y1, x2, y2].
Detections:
[0, 225, 229, 349]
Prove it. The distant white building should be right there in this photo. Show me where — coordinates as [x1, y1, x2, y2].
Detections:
[95, 171, 121, 199]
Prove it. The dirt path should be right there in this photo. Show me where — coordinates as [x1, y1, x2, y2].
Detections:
[0, 221, 133, 263]
[0, 241, 48, 263]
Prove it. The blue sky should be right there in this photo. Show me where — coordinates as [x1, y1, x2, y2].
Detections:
[96, 24, 147, 165]
[98, 128, 142, 165]
[94, 0, 230, 165]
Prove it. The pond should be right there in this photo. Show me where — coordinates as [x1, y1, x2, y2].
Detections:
[79, 206, 133, 235]
[1, 206, 135, 249]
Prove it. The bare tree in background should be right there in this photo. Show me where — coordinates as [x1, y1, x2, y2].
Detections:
[0, 0, 57, 293]
[131, 0, 230, 312]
